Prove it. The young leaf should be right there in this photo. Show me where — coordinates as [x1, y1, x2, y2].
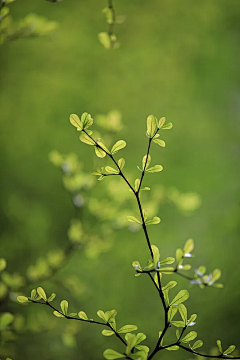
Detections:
[102, 330, 115, 336]
[48, 293, 56, 302]
[145, 217, 161, 225]
[192, 340, 203, 350]
[171, 320, 185, 327]
[126, 333, 137, 354]
[170, 290, 189, 306]
[118, 325, 138, 333]
[127, 216, 142, 224]
[69, 114, 82, 130]
[153, 139, 166, 147]
[211, 269, 221, 283]
[168, 306, 178, 321]
[142, 154, 151, 170]
[158, 117, 166, 128]
[105, 166, 119, 174]
[103, 349, 125, 359]
[78, 311, 88, 320]
[166, 346, 179, 351]
[53, 311, 65, 318]
[178, 304, 187, 324]
[183, 239, 194, 254]
[224, 345, 236, 355]
[161, 122, 173, 130]
[97, 310, 107, 322]
[217, 340, 223, 353]
[146, 165, 163, 173]
[30, 289, 36, 300]
[60, 300, 68, 315]
[162, 281, 177, 291]
[81, 112, 93, 129]
[147, 115, 158, 137]
[17, 296, 29, 303]
[188, 314, 197, 325]
[79, 132, 95, 145]
[151, 245, 160, 267]
[181, 331, 197, 343]
[118, 158, 125, 170]
[136, 333, 147, 345]
[111, 140, 126, 154]
[37, 287, 47, 301]
[160, 257, 175, 265]
[95, 146, 106, 158]
[135, 178, 140, 191]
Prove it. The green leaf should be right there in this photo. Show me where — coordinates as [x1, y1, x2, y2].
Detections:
[160, 257, 175, 265]
[176, 248, 183, 263]
[188, 314, 197, 325]
[95, 146, 106, 158]
[192, 340, 203, 350]
[211, 269, 221, 282]
[48, 293, 56, 302]
[79, 132, 95, 145]
[161, 122, 173, 130]
[135, 345, 149, 353]
[166, 346, 179, 351]
[171, 320, 185, 327]
[224, 345, 236, 355]
[105, 166, 119, 174]
[97, 310, 107, 322]
[126, 333, 137, 354]
[17, 296, 29, 303]
[98, 32, 111, 50]
[178, 304, 187, 324]
[103, 349, 125, 359]
[158, 117, 166, 128]
[68, 313, 77, 317]
[37, 287, 47, 301]
[147, 115, 158, 137]
[30, 289, 36, 300]
[145, 217, 161, 225]
[78, 311, 88, 320]
[127, 216, 142, 224]
[162, 281, 177, 291]
[81, 112, 93, 129]
[181, 331, 197, 343]
[142, 154, 151, 170]
[141, 187, 151, 191]
[146, 165, 163, 173]
[153, 139, 166, 147]
[102, 329, 115, 336]
[151, 245, 160, 267]
[0, 258, 7, 272]
[69, 114, 83, 130]
[136, 333, 147, 345]
[105, 309, 117, 322]
[217, 340, 223, 353]
[168, 306, 178, 321]
[183, 238, 194, 254]
[118, 158, 125, 170]
[60, 300, 68, 315]
[135, 178, 140, 191]
[170, 290, 189, 306]
[118, 325, 138, 333]
[53, 311, 65, 317]
[111, 140, 126, 154]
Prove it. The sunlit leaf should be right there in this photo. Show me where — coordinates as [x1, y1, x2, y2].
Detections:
[147, 115, 158, 137]
[127, 216, 142, 224]
[102, 329, 115, 336]
[37, 287, 47, 301]
[79, 132, 95, 145]
[192, 340, 203, 350]
[95, 146, 106, 158]
[146, 217, 161, 225]
[142, 154, 151, 170]
[118, 325, 138, 333]
[103, 349, 125, 359]
[224, 345, 236, 355]
[78, 311, 88, 320]
[170, 290, 189, 306]
[146, 165, 163, 173]
[153, 139, 166, 147]
[161, 122, 173, 130]
[118, 158, 125, 170]
[60, 300, 68, 315]
[181, 331, 197, 343]
[105, 166, 119, 174]
[158, 117, 166, 128]
[111, 140, 126, 154]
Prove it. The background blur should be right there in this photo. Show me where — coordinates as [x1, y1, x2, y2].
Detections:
[1, 0, 240, 359]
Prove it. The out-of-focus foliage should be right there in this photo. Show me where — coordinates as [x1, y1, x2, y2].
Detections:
[0, 0, 57, 44]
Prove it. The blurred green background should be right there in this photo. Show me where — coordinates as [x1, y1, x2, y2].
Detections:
[1, 0, 240, 359]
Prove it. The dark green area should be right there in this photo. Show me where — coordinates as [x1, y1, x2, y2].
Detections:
[1, 0, 240, 359]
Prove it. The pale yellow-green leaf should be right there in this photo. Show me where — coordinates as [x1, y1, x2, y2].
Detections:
[95, 146, 106, 158]
[97, 310, 107, 322]
[151, 245, 160, 267]
[111, 140, 126, 154]
[146, 165, 163, 173]
[30, 289, 36, 299]
[127, 216, 142, 224]
[161, 122, 173, 130]
[160, 257, 175, 265]
[48, 293, 56, 302]
[146, 217, 161, 225]
[60, 300, 68, 315]
[178, 304, 187, 324]
[142, 154, 151, 170]
[103, 349, 125, 359]
[153, 139, 166, 147]
[98, 32, 111, 50]
[53, 311, 65, 318]
[192, 340, 203, 350]
[224, 345, 236, 355]
[183, 238, 194, 254]
[102, 329, 115, 336]
[147, 115, 158, 137]
[158, 117, 166, 128]
[81, 112, 93, 129]
[118, 158, 125, 170]
[69, 114, 82, 130]
[78, 311, 88, 320]
[118, 325, 138, 333]
[166, 346, 179, 351]
[135, 178, 140, 191]
[79, 132, 95, 145]
[105, 166, 119, 174]
[37, 287, 47, 301]
[182, 331, 197, 343]
[17, 296, 29, 303]
[170, 290, 189, 306]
